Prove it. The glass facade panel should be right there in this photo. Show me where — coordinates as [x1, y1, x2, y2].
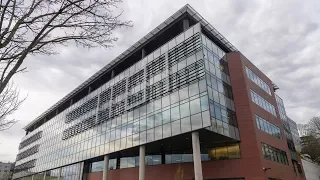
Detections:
[250, 90, 276, 116]
[256, 115, 281, 139]
[262, 143, 288, 165]
[245, 66, 271, 95]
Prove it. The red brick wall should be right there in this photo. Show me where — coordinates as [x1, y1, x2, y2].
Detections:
[227, 52, 305, 180]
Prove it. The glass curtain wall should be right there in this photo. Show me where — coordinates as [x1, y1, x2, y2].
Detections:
[14, 23, 241, 180]
[275, 95, 298, 161]
[201, 34, 240, 141]
[14, 23, 214, 179]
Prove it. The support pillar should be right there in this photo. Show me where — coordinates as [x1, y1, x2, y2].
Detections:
[43, 172, 46, 180]
[78, 162, 84, 180]
[192, 131, 203, 180]
[102, 155, 109, 180]
[139, 145, 146, 180]
[31, 175, 34, 180]
[57, 167, 62, 180]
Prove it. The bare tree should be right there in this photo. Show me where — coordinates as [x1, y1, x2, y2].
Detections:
[0, 83, 24, 130]
[301, 116, 320, 163]
[0, 0, 131, 129]
[308, 117, 320, 137]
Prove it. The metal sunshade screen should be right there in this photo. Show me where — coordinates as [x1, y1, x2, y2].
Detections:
[62, 115, 96, 140]
[112, 79, 126, 99]
[16, 144, 40, 161]
[128, 70, 144, 89]
[168, 33, 201, 66]
[146, 55, 166, 78]
[65, 96, 98, 123]
[99, 88, 111, 106]
[14, 159, 36, 173]
[19, 131, 42, 150]
[169, 59, 205, 92]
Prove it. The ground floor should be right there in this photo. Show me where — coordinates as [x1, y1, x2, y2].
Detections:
[18, 130, 304, 180]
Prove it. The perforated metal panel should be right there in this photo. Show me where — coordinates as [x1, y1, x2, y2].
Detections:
[128, 70, 144, 89]
[169, 59, 205, 92]
[65, 96, 98, 123]
[14, 159, 36, 173]
[112, 80, 126, 99]
[99, 88, 111, 106]
[16, 145, 40, 161]
[19, 131, 42, 150]
[62, 115, 96, 140]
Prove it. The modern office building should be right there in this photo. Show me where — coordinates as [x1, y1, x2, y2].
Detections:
[13, 4, 306, 180]
[288, 118, 302, 152]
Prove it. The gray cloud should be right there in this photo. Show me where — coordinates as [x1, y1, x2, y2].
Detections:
[1, 0, 320, 162]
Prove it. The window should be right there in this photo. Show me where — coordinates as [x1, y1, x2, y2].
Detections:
[250, 90, 276, 116]
[90, 161, 103, 172]
[256, 115, 281, 139]
[262, 143, 288, 165]
[245, 66, 271, 95]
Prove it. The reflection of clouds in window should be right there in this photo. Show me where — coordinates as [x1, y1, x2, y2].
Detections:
[162, 123, 171, 138]
[191, 113, 202, 130]
[146, 115, 154, 129]
[181, 117, 191, 133]
[179, 87, 189, 100]
[139, 131, 146, 144]
[132, 134, 139, 147]
[171, 120, 181, 136]
[162, 95, 170, 108]
[170, 91, 179, 105]
[170, 106, 180, 121]
[180, 102, 190, 118]
[154, 126, 162, 141]
[120, 137, 126, 150]
[162, 109, 170, 124]
[154, 112, 162, 127]
[190, 98, 201, 115]
[147, 129, 154, 143]
[202, 111, 211, 127]
[140, 118, 147, 132]
[115, 139, 120, 151]
[126, 135, 132, 148]
[189, 83, 199, 97]
[154, 99, 162, 111]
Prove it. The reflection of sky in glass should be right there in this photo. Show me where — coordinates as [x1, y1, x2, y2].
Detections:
[15, 24, 240, 178]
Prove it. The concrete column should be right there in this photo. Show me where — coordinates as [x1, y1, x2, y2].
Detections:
[31, 175, 34, 180]
[43, 172, 46, 180]
[78, 162, 84, 180]
[192, 131, 203, 180]
[57, 167, 62, 180]
[102, 155, 109, 180]
[183, 19, 190, 31]
[139, 145, 146, 180]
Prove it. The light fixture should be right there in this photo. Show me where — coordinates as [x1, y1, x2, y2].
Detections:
[263, 167, 271, 171]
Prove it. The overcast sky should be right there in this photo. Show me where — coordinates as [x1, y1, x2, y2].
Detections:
[1, 0, 320, 162]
